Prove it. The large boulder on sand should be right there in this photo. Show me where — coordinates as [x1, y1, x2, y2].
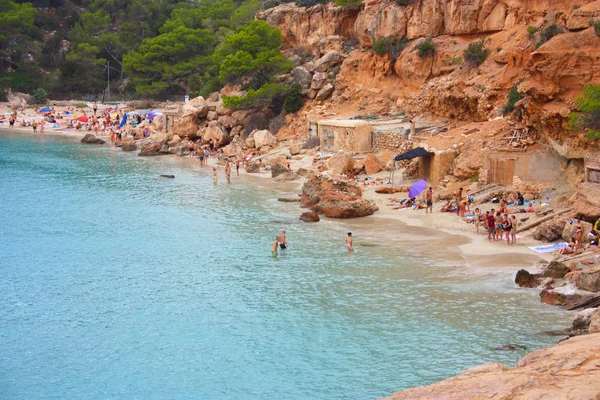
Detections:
[533, 217, 568, 242]
[202, 122, 230, 147]
[327, 153, 354, 175]
[573, 183, 600, 220]
[363, 154, 382, 175]
[253, 129, 276, 149]
[271, 163, 287, 178]
[576, 268, 600, 292]
[223, 142, 243, 157]
[80, 134, 105, 144]
[301, 174, 378, 218]
[315, 83, 334, 101]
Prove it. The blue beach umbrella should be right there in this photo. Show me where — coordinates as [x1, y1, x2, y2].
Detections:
[408, 179, 428, 199]
[39, 107, 52, 113]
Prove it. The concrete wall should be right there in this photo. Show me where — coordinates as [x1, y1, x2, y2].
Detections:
[485, 147, 563, 183]
[318, 120, 372, 152]
[585, 153, 600, 183]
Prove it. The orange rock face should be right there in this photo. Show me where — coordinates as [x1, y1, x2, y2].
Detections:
[385, 333, 600, 400]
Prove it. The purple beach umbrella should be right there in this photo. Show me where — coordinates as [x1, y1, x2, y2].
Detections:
[408, 179, 428, 199]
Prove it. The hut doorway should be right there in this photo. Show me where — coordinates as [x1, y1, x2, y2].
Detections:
[489, 158, 516, 186]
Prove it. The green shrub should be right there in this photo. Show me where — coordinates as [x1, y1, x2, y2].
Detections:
[373, 38, 387, 56]
[395, 0, 415, 5]
[535, 23, 563, 49]
[445, 55, 463, 65]
[590, 20, 600, 37]
[568, 84, 600, 139]
[463, 38, 488, 67]
[373, 36, 408, 59]
[502, 84, 523, 115]
[527, 26, 538, 35]
[332, 0, 362, 7]
[223, 83, 288, 110]
[284, 84, 304, 113]
[32, 88, 48, 104]
[416, 37, 435, 58]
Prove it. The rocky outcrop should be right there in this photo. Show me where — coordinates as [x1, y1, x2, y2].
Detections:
[363, 154, 382, 175]
[80, 134, 105, 144]
[573, 183, 600, 220]
[385, 333, 600, 400]
[139, 142, 167, 157]
[543, 260, 570, 279]
[313, 51, 345, 73]
[121, 142, 137, 152]
[299, 211, 320, 222]
[301, 174, 378, 218]
[576, 268, 600, 292]
[515, 269, 542, 288]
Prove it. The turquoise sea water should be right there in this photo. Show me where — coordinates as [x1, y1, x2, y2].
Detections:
[0, 131, 570, 399]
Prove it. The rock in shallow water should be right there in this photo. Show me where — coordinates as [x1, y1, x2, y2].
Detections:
[299, 211, 320, 222]
[80, 134, 105, 144]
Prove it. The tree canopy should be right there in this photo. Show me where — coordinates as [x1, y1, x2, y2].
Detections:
[0, 0, 276, 101]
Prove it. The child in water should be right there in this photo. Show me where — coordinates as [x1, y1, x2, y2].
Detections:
[212, 167, 217, 185]
[346, 232, 354, 252]
[272, 238, 279, 257]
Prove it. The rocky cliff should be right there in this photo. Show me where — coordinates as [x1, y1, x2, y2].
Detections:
[383, 332, 600, 399]
[258, 0, 600, 156]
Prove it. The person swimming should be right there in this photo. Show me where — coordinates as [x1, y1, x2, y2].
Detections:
[345, 232, 354, 252]
[278, 229, 288, 250]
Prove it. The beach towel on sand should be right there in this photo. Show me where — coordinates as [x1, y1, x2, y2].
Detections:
[529, 242, 569, 253]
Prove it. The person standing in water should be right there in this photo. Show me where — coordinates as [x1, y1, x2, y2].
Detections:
[235, 158, 241, 176]
[345, 232, 354, 252]
[212, 167, 217, 185]
[272, 237, 279, 257]
[225, 160, 231, 184]
[278, 229, 288, 250]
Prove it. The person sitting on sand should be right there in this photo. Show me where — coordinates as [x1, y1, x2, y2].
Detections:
[393, 198, 415, 210]
[440, 199, 453, 212]
[413, 200, 425, 210]
[558, 238, 576, 255]
[574, 219, 584, 250]
[498, 198, 507, 214]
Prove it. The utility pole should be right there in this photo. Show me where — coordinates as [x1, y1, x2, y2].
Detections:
[107, 60, 110, 100]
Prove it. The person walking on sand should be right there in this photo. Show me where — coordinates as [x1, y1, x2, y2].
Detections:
[225, 160, 231, 184]
[40, 120, 45, 134]
[212, 167, 217, 185]
[278, 229, 288, 250]
[510, 215, 518, 244]
[473, 207, 481, 234]
[272, 237, 279, 257]
[93, 102, 98, 116]
[425, 187, 433, 214]
[236, 158, 241, 176]
[345, 232, 354, 252]
[188, 140, 194, 158]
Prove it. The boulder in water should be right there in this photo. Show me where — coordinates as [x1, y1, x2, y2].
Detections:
[121, 142, 137, 151]
[300, 211, 320, 222]
[80, 134, 105, 144]
[159, 174, 175, 179]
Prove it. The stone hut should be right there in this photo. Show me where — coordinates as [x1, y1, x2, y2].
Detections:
[585, 152, 600, 184]
[317, 119, 373, 153]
